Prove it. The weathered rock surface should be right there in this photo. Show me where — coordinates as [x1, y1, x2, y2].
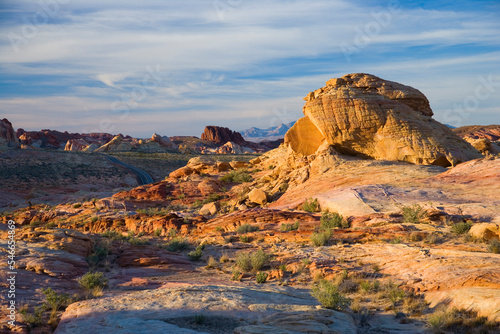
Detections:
[201, 126, 246, 145]
[247, 188, 268, 206]
[0, 118, 19, 149]
[293, 73, 482, 166]
[55, 285, 357, 334]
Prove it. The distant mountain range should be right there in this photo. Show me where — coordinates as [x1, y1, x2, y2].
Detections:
[241, 122, 296, 142]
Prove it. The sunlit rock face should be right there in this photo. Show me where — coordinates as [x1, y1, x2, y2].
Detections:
[287, 73, 482, 167]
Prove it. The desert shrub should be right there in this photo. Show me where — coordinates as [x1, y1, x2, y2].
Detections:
[359, 280, 380, 294]
[187, 245, 204, 261]
[42, 288, 70, 312]
[166, 238, 189, 252]
[231, 268, 242, 281]
[203, 193, 223, 204]
[402, 292, 427, 316]
[389, 237, 402, 244]
[87, 244, 109, 269]
[235, 252, 252, 272]
[451, 221, 473, 234]
[239, 235, 251, 243]
[424, 232, 442, 244]
[250, 249, 269, 272]
[19, 305, 45, 329]
[302, 198, 319, 212]
[402, 204, 428, 224]
[280, 221, 300, 232]
[220, 170, 252, 183]
[310, 229, 332, 247]
[73, 203, 82, 209]
[383, 282, 405, 309]
[427, 307, 496, 334]
[206, 256, 218, 269]
[193, 314, 205, 325]
[237, 223, 259, 234]
[78, 271, 108, 297]
[215, 226, 224, 232]
[90, 216, 98, 223]
[338, 279, 359, 293]
[310, 279, 351, 311]
[256, 272, 268, 284]
[320, 211, 348, 229]
[279, 183, 289, 192]
[409, 232, 423, 242]
[488, 239, 500, 254]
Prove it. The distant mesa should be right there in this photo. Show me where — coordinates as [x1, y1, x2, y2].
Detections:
[201, 125, 246, 145]
[0, 118, 19, 149]
[285, 73, 482, 167]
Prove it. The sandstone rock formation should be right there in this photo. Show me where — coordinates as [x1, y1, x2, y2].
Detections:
[55, 285, 357, 334]
[201, 126, 246, 145]
[0, 118, 19, 149]
[287, 73, 482, 167]
[213, 141, 256, 154]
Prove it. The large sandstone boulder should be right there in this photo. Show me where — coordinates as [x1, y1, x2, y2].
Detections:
[288, 73, 482, 167]
[64, 139, 89, 151]
[0, 118, 19, 149]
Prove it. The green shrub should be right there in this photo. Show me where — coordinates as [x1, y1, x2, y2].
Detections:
[87, 244, 109, 269]
[19, 305, 45, 329]
[166, 238, 190, 252]
[451, 221, 473, 234]
[90, 216, 99, 223]
[488, 239, 500, 254]
[78, 271, 108, 296]
[281, 221, 300, 232]
[310, 229, 332, 246]
[237, 223, 259, 234]
[256, 272, 268, 284]
[302, 198, 319, 212]
[428, 307, 496, 333]
[73, 203, 82, 209]
[310, 279, 351, 311]
[320, 211, 348, 229]
[220, 170, 252, 183]
[42, 288, 70, 311]
[235, 252, 252, 272]
[154, 228, 163, 237]
[239, 235, 251, 243]
[187, 245, 204, 261]
[250, 249, 269, 272]
[402, 204, 428, 224]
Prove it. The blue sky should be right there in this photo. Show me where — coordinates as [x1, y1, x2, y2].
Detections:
[0, 0, 499, 137]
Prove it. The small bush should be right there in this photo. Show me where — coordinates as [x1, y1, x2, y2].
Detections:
[310, 229, 332, 247]
[235, 252, 252, 272]
[166, 238, 189, 252]
[310, 279, 351, 311]
[409, 232, 423, 242]
[427, 307, 496, 333]
[206, 256, 218, 269]
[402, 204, 428, 224]
[231, 268, 242, 281]
[302, 198, 319, 212]
[250, 249, 269, 272]
[42, 288, 70, 312]
[220, 170, 252, 183]
[154, 228, 163, 237]
[187, 245, 204, 261]
[281, 221, 300, 232]
[321, 211, 348, 229]
[73, 203, 82, 209]
[90, 216, 98, 223]
[237, 223, 259, 234]
[256, 272, 268, 284]
[424, 232, 441, 244]
[78, 272, 108, 297]
[19, 305, 45, 329]
[451, 221, 473, 234]
[239, 235, 251, 243]
[488, 239, 500, 254]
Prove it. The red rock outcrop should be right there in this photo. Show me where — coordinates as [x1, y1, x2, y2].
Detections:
[201, 126, 246, 145]
[0, 118, 19, 148]
[289, 73, 482, 167]
[453, 125, 500, 142]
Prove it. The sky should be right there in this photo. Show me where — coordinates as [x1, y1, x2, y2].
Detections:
[0, 0, 499, 137]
